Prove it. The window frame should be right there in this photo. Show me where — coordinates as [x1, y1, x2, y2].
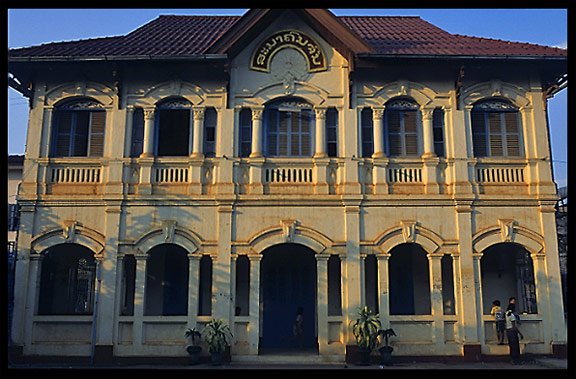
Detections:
[51, 99, 106, 158]
[203, 107, 217, 158]
[471, 99, 523, 158]
[360, 107, 374, 158]
[326, 107, 339, 158]
[264, 98, 314, 158]
[239, 108, 253, 158]
[154, 98, 192, 157]
[384, 98, 421, 157]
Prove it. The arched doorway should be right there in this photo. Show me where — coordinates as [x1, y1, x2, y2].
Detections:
[480, 243, 537, 315]
[260, 243, 317, 352]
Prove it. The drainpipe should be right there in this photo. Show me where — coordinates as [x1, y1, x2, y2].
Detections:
[90, 258, 103, 365]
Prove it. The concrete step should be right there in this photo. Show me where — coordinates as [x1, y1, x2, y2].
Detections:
[233, 354, 344, 365]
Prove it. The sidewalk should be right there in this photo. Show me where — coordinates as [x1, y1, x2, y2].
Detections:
[7, 357, 568, 370]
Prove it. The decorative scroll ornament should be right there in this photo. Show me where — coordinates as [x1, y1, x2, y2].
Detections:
[473, 99, 518, 111]
[401, 221, 417, 243]
[281, 220, 298, 242]
[498, 219, 516, 242]
[62, 220, 80, 242]
[271, 48, 309, 95]
[162, 220, 177, 243]
[250, 30, 327, 73]
[59, 99, 103, 109]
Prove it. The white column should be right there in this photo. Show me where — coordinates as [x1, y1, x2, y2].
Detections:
[314, 107, 327, 158]
[376, 254, 391, 329]
[422, 108, 436, 158]
[428, 253, 444, 346]
[248, 255, 262, 355]
[23, 254, 41, 350]
[132, 253, 147, 347]
[531, 253, 551, 347]
[316, 254, 330, 354]
[250, 108, 264, 158]
[472, 253, 485, 345]
[372, 107, 386, 158]
[123, 106, 134, 158]
[191, 107, 205, 158]
[187, 255, 201, 329]
[140, 108, 155, 158]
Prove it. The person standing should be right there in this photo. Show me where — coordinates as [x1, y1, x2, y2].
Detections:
[490, 300, 506, 345]
[505, 302, 524, 364]
[292, 307, 304, 348]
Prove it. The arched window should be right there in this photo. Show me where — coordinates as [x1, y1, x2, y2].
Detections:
[155, 98, 192, 156]
[471, 99, 522, 157]
[144, 244, 189, 316]
[38, 244, 96, 315]
[51, 99, 105, 157]
[265, 97, 314, 157]
[385, 98, 420, 157]
[388, 243, 431, 315]
[480, 243, 537, 315]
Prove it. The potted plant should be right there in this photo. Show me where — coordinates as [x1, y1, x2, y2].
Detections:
[202, 319, 233, 365]
[184, 327, 202, 365]
[350, 306, 381, 365]
[377, 328, 396, 366]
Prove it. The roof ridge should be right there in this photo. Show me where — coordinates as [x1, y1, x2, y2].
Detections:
[453, 33, 566, 50]
[10, 35, 123, 51]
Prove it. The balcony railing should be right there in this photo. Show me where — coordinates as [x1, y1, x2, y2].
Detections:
[37, 156, 535, 197]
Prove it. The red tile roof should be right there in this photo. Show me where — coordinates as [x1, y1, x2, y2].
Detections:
[8, 14, 566, 59]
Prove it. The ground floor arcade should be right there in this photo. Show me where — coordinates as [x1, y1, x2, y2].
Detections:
[10, 202, 567, 363]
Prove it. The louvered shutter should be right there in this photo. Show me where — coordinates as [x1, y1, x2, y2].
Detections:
[88, 111, 106, 157]
[387, 111, 402, 156]
[55, 111, 73, 156]
[471, 111, 487, 157]
[239, 109, 252, 157]
[278, 112, 289, 156]
[300, 110, 311, 156]
[504, 112, 521, 156]
[361, 108, 373, 157]
[488, 113, 503, 156]
[403, 111, 418, 156]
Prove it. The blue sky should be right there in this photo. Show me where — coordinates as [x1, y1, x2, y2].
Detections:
[7, 8, 567, 187]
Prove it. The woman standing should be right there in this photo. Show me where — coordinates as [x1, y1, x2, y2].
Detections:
[505, 303, 524, 364]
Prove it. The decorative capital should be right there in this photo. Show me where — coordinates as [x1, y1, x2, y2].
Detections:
[314, 107, 327, 119]
[372, 107, 385, 119]
[143, 108, 155, 121]
[192, 107, 205, 121]
[422, 108, 434, 121]
[251, 108, 264, 121]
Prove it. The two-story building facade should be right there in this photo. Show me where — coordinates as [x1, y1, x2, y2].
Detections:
[8, 9, 567, 363]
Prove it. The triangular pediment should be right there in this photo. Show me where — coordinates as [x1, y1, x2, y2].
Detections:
[206, 8, 374, 69]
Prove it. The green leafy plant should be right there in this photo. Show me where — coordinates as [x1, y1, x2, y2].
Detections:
[184, 327, 202, 346]
[350, 306, 381, 352]
[377, 328, 396, 348]
[202, 319, 233, 354]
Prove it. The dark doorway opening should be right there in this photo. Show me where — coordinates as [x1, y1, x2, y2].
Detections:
[260, 243, 317, 354]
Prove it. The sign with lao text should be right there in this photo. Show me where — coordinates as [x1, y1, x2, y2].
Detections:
[250, 30, 327, 73]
